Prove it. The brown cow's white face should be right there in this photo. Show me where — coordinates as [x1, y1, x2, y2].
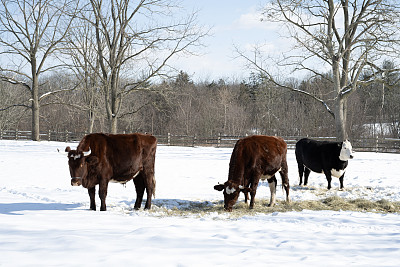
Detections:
[339, 140, 354, 161]
[65, 146, 92, 186]
[214, 181, 249, 212]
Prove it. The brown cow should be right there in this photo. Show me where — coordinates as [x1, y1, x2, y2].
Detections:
[214, 135, 290, 211]
[63, 133, 157, 211]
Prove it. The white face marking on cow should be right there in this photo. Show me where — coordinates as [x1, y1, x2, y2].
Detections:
[70, 154, 81, 160]
[225, 186, 236, 195]
[331, 169, 346, 178]
[339, 140, 353, 161]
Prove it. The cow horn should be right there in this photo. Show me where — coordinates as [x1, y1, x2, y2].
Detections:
[57, 148, 68, 156]
[83, 148, 91, 157]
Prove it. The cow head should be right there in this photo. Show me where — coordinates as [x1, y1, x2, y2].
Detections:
[64, 146, 96, 186]
[339, 140, 354, 161]
[214, 181, 251, 212]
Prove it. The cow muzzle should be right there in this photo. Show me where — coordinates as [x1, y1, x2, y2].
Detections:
[224, 205, 233, 212]
[71, 178, 82, 186]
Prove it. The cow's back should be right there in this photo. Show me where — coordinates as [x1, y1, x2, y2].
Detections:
[77, 133, 156, 179]
[296, 138, 343, 171]
[229, 135, 287, 181]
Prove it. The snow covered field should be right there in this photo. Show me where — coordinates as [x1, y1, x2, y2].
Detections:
[0, 140, 399, 266]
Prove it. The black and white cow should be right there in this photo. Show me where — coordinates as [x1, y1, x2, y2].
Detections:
[295, 138, 354, 190]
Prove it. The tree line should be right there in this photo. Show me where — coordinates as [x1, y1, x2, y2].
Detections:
[1, 0, 400, 141]
[1, 68, 399, 140]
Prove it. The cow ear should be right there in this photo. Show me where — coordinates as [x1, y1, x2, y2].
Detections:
[240, 187, 252, 193]
[65, 146, 71, 152]
[214, 184, 225, 191]
[86, 156, 99, 165]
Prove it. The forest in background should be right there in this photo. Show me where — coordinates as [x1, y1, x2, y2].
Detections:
[1, 67, 399, 140]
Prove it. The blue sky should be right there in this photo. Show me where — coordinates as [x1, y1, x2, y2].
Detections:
[170, 0, 283, 82]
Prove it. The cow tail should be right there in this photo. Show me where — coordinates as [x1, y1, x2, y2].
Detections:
[151, 143, 157, 198]
[151, 173, 156, 198]
[228, 140, 244, 185]
[280, 147, 290, 200]
[228, 141, 239, 180]
[77, 134, 90, 152]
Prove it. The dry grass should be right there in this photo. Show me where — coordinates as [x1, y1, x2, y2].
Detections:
[148, 197, 400, 218]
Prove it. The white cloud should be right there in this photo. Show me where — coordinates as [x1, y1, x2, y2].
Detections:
[233, 7, 280, 31]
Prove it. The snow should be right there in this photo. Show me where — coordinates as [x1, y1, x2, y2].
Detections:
[1, 140, 400, 266]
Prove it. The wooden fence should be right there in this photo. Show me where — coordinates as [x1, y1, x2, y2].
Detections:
[0, 129, 399, 153]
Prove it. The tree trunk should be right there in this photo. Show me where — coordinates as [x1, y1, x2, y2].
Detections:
[31, 98, 40, 141]
[335, 97, 347, 141]
[332, 59, 348, 141]
[31, 73, 40, 141]
[88, 110, 95, 133]
[110, 115, 118, 134]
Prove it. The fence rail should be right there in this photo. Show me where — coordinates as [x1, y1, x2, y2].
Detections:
[0, 129, 399, 153]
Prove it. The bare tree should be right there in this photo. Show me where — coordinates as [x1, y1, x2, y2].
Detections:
[240, 0, 400, 140]
[84, 0, 206, 133]
[64, 11, 102, 133]
[0, 0, 79, 140]
[0, 81, 28, 130]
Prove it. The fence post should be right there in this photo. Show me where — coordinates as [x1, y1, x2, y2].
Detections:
[217, 133, 221, 148]
[0, 130, 2, 140]
[65, 130, 69, 142]
[15, 129, 18, 140]
[192, 134, 197, 147]
[48, 130, 51, 141]
[167, 133, 171, 146]
[375, 135, 379, 152]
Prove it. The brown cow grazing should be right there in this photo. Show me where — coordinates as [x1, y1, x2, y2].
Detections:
[63, 133, 157, 211]
[214, 135, 290, 211]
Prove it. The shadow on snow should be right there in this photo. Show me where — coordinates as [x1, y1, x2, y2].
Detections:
[0, 202, 81, 215]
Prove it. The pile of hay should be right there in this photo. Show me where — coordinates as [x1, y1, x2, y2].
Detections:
[148, 197, 400, 218]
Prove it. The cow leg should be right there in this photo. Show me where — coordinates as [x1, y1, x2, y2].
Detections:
[267, 176, 277, 207]
[144, 170, 155, 210]
[249, 190, 256, 209]
[249, 177, 260, 209]
[88, 187, 96, 211]
[244, 191, 249, 204]
[99, 181, 108, 211]
[323, 170, 332, 190]
[298, 163, 304, 185]
[339, 174, 345, 190]
[133, 175, 145, 210]
[304, 168, 311, 186]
